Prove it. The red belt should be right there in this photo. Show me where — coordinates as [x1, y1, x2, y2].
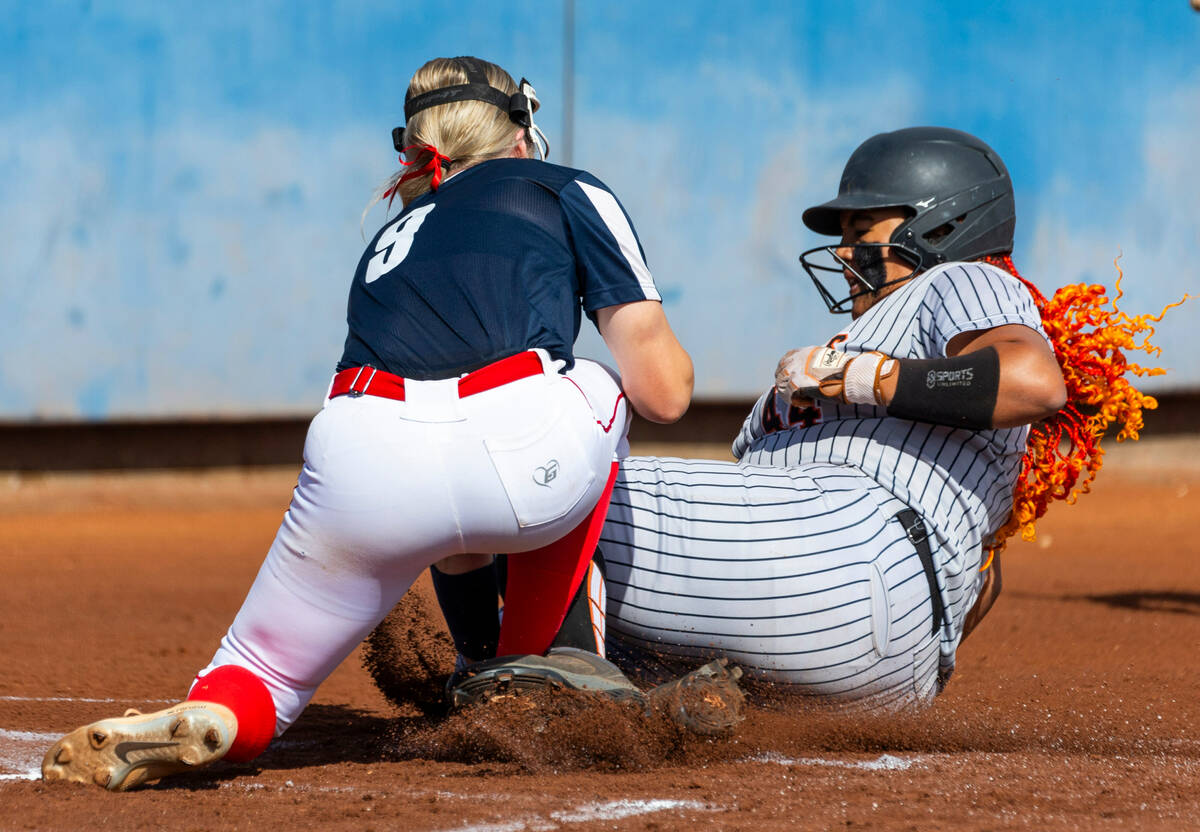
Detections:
[330, 351, 545, 402]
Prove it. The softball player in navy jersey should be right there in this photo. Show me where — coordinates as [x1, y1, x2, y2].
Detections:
[600, 127, 1067, 709]
[43, 56, 693, 791]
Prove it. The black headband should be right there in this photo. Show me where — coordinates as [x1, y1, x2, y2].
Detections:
[392, 57, 537, 152]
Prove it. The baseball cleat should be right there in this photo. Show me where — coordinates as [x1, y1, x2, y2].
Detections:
[448, 646, 646, 708]
[41, 702, 235, 791]
[645, 657, 746, 735]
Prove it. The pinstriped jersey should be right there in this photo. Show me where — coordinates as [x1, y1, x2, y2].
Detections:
[734, 261, 1048, 574]
[339, 159, 659, 379]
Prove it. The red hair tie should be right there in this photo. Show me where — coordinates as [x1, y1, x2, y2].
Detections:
[382, 144, 453, 209]
[403, 143, 452, 183]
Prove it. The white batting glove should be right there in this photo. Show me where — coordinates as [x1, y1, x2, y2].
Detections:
[776, 347, 899, 406]
[840, 351, 899, 406]
[775, 346, 853, 403]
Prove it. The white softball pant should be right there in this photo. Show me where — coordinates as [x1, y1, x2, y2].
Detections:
[197, 352, 630, 734]
[600, 458, 943, 711]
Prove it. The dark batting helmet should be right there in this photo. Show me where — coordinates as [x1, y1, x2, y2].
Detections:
[799, 126, 1016, 313]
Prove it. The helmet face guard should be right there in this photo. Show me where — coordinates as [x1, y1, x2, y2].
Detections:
[799, 241, 922, 315]
[392, 56, 550, 160]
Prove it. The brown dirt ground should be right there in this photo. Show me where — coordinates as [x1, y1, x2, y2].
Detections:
[1, 437, 1198, 831]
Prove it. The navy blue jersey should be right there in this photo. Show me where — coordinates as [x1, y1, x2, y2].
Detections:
[338, 158, 661, 379]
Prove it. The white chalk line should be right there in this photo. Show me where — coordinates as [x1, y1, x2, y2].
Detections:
[0, 730, 329, 786]
[0, 772, 41, 782]
[214, 778, 722, 828]
[433, 799, 718, 831]
[0, 696, 174, 783]
[553, 799, 713, 822]
[746, 752, 919, 771]
[0, 694, 168, 784]
[0, 729, 58, 782]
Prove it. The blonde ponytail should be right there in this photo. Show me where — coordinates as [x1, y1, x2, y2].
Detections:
[366, 57, 527, 220]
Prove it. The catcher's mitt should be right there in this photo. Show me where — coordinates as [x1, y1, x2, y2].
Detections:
[448, 647, 745, 735]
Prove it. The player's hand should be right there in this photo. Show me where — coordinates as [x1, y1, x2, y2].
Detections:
[776, 347, 898, 406]
[775, 346, 852, 404]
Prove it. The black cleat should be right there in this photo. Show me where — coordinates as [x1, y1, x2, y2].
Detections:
[448, 647, 646, 708]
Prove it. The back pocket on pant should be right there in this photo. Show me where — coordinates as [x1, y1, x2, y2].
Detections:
[868, 562, 893, 659]
[485, 419, 597, 528]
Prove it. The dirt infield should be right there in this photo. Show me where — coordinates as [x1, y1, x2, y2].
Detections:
[2, 438, 1199, 830]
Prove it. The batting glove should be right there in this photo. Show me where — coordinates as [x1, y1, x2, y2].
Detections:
[775, 346, 853, 403]
[777, 347, 898, 406]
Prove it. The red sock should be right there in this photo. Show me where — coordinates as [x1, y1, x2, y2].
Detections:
[497, 461, 619, 657]
[187, 665, 277, 762]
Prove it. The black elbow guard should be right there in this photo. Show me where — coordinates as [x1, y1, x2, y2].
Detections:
[886, 347, 1000, 431]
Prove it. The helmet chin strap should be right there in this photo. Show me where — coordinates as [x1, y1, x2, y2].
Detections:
[518, 79, 550, 160]
[527, 123, 551, 160]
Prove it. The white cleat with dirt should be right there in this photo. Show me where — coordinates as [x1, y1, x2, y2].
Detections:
[41, 702, 236, 791]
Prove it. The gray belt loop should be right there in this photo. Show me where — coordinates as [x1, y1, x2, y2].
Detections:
[346, 365, 379, 398]
[895, 508, 944, 639]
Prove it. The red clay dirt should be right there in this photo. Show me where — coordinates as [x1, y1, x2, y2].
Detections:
[1, 438, 1198, 831]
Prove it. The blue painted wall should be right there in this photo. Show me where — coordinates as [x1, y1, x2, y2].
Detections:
[3, 1, 1197, 420]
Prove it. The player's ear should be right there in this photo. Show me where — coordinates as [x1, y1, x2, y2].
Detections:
[509, 128, 531, 159]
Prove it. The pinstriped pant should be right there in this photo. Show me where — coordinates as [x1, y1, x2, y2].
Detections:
[600, 458, 944, 711]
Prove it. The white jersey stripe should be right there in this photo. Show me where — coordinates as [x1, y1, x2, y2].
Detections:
[574, 180, 661, 302]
